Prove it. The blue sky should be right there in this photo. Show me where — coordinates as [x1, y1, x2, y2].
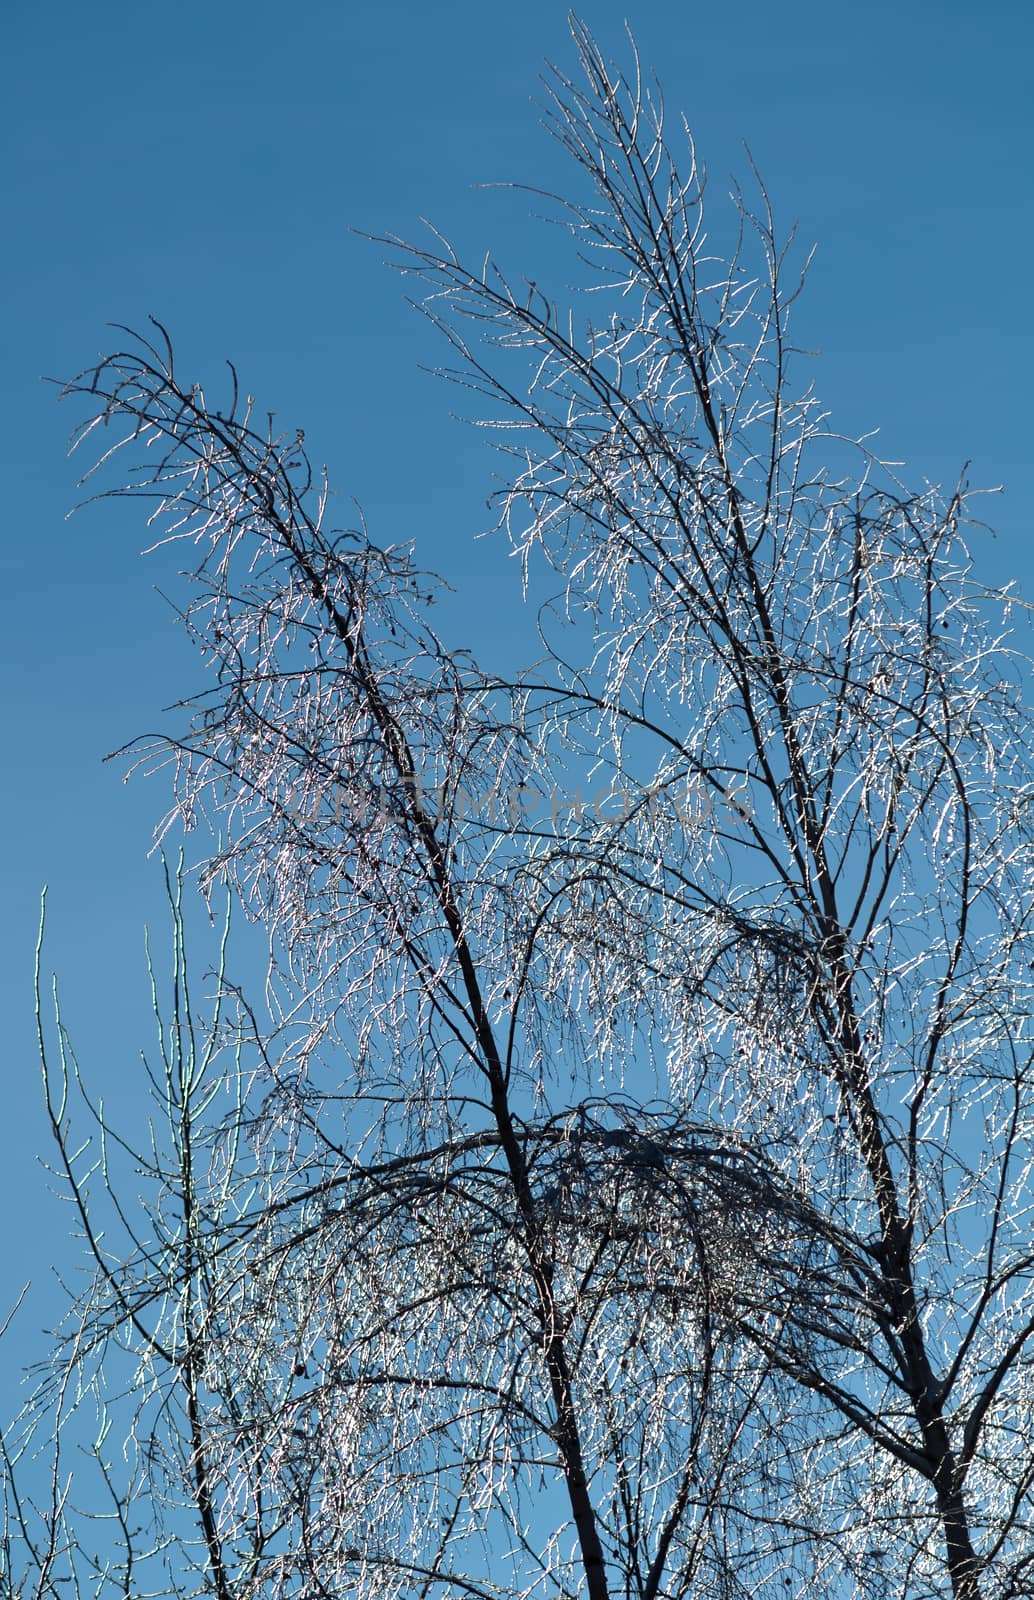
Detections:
[1, 0, 1031, 1376]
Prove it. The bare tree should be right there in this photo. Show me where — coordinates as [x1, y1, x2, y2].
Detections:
[6, 18, 1034, 1600]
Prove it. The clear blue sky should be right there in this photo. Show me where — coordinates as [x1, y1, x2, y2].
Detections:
[1, 0, 1031, 1366]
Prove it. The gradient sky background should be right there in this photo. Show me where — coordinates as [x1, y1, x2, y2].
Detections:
[1, 0, 1031, 1385]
